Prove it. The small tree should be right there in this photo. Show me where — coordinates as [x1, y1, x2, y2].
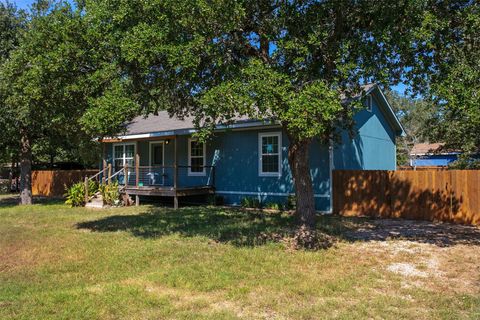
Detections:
[0, 2, 95, 204]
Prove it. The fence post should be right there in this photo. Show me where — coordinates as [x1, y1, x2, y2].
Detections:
[84, 176, 89, 204]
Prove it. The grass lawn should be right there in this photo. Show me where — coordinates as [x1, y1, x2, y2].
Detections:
[0, 195, 479, 319]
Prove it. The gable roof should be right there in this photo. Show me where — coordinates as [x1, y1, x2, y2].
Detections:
[114, 83, 405, 139]
[410, 143, 461, 156]
[364, 84, 406, 136]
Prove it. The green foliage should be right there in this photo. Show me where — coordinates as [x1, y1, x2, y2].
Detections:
[385, 90, 437, 166]
[207, 195, 224, 206]
[449, 155, 480, 170]
[240, 197, 262, 209]
[264, 202, 282, 211]
[285, 195, 296, 211]
[99, 182, 120, 206]
[402, 2, 480, 153]
[65, 180, 98, 207]
[0, 180, 10, 195]
[64, 182, 85, 207]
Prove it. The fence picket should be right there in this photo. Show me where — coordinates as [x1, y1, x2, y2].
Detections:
[333, 170, 480, 225]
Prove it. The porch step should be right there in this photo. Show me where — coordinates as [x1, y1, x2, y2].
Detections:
[85, 195, 105, 209]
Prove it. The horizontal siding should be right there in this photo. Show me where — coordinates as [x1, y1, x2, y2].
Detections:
[104, 129, 332, 211]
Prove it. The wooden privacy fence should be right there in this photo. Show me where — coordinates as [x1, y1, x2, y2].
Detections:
[32, 170, 97, 197]
[333, 170, 480, 225]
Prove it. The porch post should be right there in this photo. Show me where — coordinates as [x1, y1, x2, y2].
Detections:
[173, 135, 178, 209]
[125, 163, 129, 187]
[102, 159, 107, 185]
[84, 176, 89, 205]
[108, 163, 112, 185]
[135, 153, 140, 188]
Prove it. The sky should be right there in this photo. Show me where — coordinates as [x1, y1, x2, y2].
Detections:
[5, 0, 409, 94]
[6, 0, 32, 9]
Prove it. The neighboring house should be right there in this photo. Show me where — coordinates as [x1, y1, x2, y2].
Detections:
[99, 84, 405, 212]
[409, 143, 460, 167]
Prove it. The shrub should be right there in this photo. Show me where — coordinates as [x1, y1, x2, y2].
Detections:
[265, 202, 282, 211]
[65, 180, 99, 207]
[284, 195, 296, 210]
[0, 180, 10, 194]
[240, 197, 261, 209]
[100, 182, 120, 206]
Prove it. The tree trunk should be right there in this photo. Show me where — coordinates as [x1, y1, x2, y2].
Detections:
[19, 132, 33, 205]
[288, 137, 316, 229]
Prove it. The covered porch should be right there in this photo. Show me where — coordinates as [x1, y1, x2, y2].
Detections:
[100, 135, 215, 208]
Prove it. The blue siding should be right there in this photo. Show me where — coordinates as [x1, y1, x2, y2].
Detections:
[104, 129, 332, 211]
[103, 93, 398, 211]
[334, 95, 396, 170]
[411, 155, 458, 167]
[209, 130, 331, 210]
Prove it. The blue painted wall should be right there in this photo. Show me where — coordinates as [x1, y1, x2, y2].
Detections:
[411, 155, 458, 167]
[103, 93, 398, 211]
[334, 95, 397, 170]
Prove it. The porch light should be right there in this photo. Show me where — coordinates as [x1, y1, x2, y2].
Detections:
[165, 139, 170, 145]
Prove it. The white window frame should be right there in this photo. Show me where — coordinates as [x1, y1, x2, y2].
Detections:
[258, 132, 282, 177]
[149, 141, 165, 167]
[188, 138, 206, 176]
[366, 95, 373, 112]
[112, 142, 136, 170]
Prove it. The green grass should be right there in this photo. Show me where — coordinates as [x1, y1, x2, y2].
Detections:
[0, 195, 478, 319]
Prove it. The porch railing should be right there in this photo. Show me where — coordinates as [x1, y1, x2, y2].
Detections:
[111, 165, 215, 189]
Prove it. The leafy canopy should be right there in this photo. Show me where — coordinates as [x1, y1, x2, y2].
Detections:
[80, 0, 426, 143]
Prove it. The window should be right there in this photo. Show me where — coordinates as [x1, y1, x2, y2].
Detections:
[259, 132, 281, 176]
[366, 95, 373, 112]
[188, 139, 206, 176]
[113, 143, 135, 171]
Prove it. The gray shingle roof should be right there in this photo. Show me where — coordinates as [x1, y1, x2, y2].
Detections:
[125, 111, 254, 135]
[125, 112, 196, 135]
[123, 83, 397, 136]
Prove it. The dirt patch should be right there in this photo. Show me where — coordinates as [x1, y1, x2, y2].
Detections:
[344, 219, 480, 246]
[353, 239, 480, 294]
[387, 263, 428, 277]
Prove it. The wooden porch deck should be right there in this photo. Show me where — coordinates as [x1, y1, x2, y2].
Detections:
[124, 185, 215, 197]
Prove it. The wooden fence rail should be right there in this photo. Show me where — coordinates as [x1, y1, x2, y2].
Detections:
[32, 170, 98, 197]
[333, 170, 480, 225]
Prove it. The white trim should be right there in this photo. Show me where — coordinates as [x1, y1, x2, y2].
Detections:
[112, 142, 136, 170]
[374, 86, 406, 136]
[215, 190, 330, 198]
[188, 138, 206, 176]
[366, 95, 373, 112]
[149, 141, 165, 167]
[258, 132, 282, 177]
[104, 121, 281, 141]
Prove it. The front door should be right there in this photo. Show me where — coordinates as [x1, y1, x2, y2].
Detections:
[150, 142, 164, 185]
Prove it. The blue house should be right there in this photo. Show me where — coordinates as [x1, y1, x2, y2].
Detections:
[100, 84, 404, 212]
[409, 143, 460, 167]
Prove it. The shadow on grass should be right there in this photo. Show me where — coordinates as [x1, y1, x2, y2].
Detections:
[76, 205, 480, 247]
[0, 194, 64, 208]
